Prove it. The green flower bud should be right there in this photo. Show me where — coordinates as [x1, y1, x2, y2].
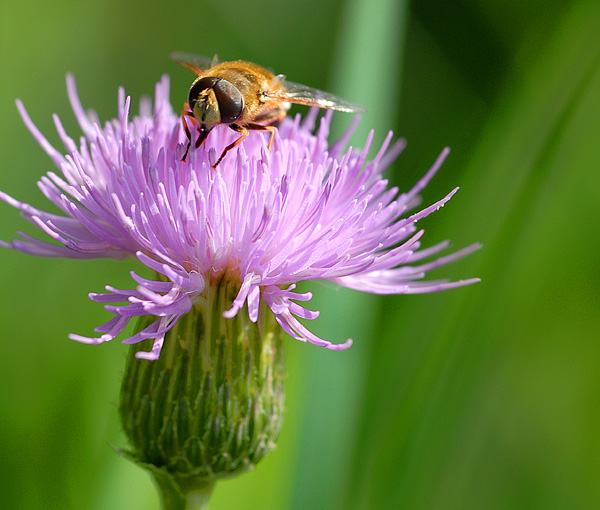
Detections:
[119, 276, 285, 508]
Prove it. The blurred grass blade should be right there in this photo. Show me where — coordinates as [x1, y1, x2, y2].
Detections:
[330, 0, 408, 145]
[288, 0, 408, 509]
[342, 1, 600, 509]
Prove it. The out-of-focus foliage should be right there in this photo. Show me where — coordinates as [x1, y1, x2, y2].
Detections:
[1, 0, 598, 508]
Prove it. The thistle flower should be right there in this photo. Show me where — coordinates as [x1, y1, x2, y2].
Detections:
[0, 75, 480, 507]
[1, 74, 479, 360]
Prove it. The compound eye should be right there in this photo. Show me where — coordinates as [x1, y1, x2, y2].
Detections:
[213, 79, 243, 124]
[188, 77, 220, 108]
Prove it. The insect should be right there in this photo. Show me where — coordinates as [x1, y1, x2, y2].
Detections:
[170, 53, 365, 167]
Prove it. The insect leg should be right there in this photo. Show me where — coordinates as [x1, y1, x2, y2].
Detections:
[213, 124, 248, 168]
[246, 123, 277, 150]
[181, 105, 196, 140]
[180, 105, 197, 162]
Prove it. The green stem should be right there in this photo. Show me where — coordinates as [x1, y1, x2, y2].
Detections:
[153, 473, 214, 510]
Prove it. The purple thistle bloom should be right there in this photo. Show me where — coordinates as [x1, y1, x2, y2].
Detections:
[0, 75, 480, 361]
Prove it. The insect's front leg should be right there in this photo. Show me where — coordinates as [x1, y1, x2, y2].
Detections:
[180, 104, 197, 162]
[213, 124, 248, 168]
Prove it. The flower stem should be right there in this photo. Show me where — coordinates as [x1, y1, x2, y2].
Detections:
[153, 472, 214, 510]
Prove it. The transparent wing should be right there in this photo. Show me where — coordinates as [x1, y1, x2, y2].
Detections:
[268, 78, 366, 113]
[169, 52, 219, 76]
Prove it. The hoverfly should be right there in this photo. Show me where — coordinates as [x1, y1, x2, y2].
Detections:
[170, 53, 365, 167]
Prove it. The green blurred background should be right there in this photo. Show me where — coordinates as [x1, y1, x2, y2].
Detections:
[1, 0, 599, 508]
